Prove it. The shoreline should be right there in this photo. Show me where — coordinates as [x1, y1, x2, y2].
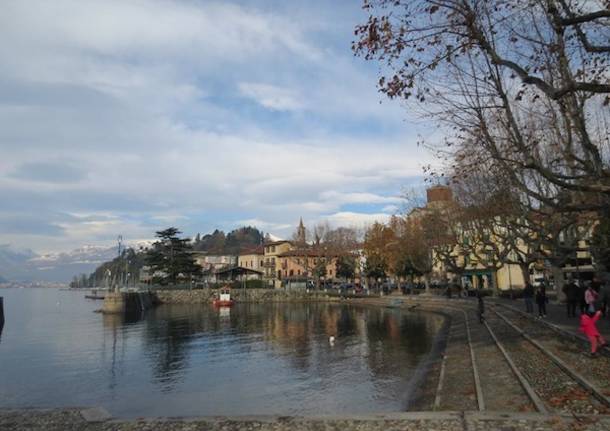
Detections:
[3, 407, 610, 430]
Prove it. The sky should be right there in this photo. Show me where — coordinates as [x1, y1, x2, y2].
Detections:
[0, 0, 436, 254]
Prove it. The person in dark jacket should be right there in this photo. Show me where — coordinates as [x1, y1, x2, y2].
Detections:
[523, 282, 535, 314]
[535, 284, 548, 318]
[578, 280, 587, 315]
[477, 290, 485, 324]
[563, 278, 579, 318]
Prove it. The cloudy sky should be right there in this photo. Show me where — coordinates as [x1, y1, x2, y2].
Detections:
[0, 0, 435, 254]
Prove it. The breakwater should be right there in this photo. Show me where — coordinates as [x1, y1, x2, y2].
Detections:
[152, 288, 341, 304]
[102, 291, 155, 314]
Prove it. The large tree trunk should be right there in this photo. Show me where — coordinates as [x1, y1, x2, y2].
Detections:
[551, 265, 565, 302]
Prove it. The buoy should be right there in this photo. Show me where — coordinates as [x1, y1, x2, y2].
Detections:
[329, 336, 335, 345]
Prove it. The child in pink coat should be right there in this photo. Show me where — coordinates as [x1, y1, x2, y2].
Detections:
[580, 309, 607, 356]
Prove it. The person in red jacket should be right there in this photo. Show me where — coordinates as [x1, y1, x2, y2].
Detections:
[580, 309, 607, 357]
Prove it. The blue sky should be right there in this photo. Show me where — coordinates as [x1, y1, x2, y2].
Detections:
[0, 0, 436, 253]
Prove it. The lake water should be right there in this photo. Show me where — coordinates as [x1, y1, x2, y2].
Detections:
[0, 288, 444, 418]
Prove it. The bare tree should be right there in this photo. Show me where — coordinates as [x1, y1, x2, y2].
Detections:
[354, 0, 610, 213]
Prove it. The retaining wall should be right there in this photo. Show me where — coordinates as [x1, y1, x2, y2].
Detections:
[152, 288, 341, 304]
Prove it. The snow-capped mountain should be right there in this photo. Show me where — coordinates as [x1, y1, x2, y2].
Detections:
[266, 233, 284, 242]
[0, 240, 153, 283]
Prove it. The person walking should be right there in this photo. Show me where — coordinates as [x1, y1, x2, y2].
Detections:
[535, 284, 548, 318]
[523, 281, 535, 314]
[598, 280, 610, 318]
[590, 276, 602, 294]
[563, 278, 579, 318]
[585, 283, 599, 314]
[578, 280, 587, 315]
[579, 309, 607, 357]
[477, 290, 485, 324]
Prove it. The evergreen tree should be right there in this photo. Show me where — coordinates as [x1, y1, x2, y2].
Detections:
[145, 227, 201, 284]
[336, 255, 356, 281]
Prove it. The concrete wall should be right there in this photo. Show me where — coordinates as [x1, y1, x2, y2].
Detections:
[153, 288, 340, 304]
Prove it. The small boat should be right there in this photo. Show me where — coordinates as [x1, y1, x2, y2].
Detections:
[85, 289, 105, 300]
[213, 288, 234, 307]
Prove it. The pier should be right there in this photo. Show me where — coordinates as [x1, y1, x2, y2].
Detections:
[101, 291, 156, 314]
[0, 297, 4, 333]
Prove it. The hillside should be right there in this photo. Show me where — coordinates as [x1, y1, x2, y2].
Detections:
[193, 226, 264, 254]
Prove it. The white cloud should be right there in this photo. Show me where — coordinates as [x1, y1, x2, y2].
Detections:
[382, 204, 399, 213]
[0, 0, 434, 255]
[323, 212, 391, 228]
[238, 82, 303, 112]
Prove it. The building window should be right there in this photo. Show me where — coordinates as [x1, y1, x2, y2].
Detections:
[298, 270, 301, 276]
[289, 270, 294, 276]
[271, 246, 276, 252]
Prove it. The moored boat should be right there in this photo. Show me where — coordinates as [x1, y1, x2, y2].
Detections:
[213, 287, 234, 307]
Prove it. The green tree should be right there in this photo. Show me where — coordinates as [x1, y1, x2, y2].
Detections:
[336, 254, 356, 281]
[146, 227, 201, 284]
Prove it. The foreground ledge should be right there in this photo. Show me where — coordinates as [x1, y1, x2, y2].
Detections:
[2, 408, 610, 431]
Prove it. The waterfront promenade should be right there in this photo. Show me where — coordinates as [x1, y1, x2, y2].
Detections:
[3, 295, 610, 430]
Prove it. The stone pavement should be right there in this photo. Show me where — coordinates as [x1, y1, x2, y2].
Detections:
[3, 408, 610, 431]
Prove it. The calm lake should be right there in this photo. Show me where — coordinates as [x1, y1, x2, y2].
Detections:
[0, 288, 444, 418]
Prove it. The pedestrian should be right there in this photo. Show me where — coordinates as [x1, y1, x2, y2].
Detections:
[585, 283, 599, 314]
[535, 284, 548, 318]
[579, 309, 607, 357]
[590, 276, 602, 294]
[598, 280, 610, 318]
[477, 290, 485, 324]
[523, 281, 535, 314]
[563, 278, 579, 318]
[578, 280, 587, 314]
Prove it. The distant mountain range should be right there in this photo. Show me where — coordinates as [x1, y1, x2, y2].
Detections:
[0, 242, 153, 283]
[0, 226, 281, 283]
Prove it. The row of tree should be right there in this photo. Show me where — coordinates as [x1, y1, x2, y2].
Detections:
[193, 227, 264, 254]
[354, 0, 610, 285]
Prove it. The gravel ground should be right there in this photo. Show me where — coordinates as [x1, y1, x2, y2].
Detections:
[5, 409, 610, 431]
[466, 310, 535, 412]
[484, 311, 606, 415]
[495, 307, 610, 400]
[436, 311, 478, 411]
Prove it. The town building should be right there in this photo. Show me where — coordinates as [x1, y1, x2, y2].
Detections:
[238, 245, 265, 272]
[262, 240, 294, 288]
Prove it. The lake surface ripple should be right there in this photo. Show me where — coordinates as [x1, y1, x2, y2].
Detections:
[0, 288, 443, 418]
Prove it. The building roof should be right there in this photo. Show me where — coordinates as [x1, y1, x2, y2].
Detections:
[238, 245, 264, 256]
[277, 248, 337, 258]
[263, 240, 293, 247]
[214, 266, 264, 275]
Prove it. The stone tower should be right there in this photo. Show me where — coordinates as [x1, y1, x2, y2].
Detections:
[296, 217, 306, 244]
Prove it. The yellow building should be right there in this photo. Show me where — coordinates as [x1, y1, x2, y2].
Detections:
[238, 246, 265, 272]
[276, 249, 338, 281]
[263, 240, 294, 288]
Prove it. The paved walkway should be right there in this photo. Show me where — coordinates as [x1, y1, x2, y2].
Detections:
[492, 297, 610, 339]
[3, 408, 610, 431]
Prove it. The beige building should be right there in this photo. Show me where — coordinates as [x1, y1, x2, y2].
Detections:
[276, 249, 338, 281]
[262, 240, 294, 288]
[238, 246, 265, 272]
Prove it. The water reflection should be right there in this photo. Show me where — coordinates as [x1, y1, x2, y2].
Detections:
[138, 303, 443, 394]
[0, 288, 444, 418]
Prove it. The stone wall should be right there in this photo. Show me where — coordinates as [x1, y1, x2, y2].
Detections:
[152, 288, 341, 304]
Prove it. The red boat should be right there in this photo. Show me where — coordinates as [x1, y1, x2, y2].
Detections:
[213, 288, 234, 307]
